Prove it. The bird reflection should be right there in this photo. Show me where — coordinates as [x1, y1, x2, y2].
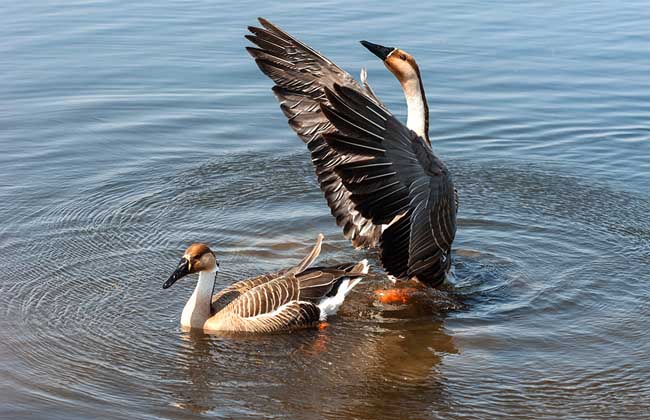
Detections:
[171, 330, 218, 414]
[328, 299, 459, 419]
[169, 285, 460, 420]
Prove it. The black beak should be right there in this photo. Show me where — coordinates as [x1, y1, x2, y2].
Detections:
[163, 257, 190, 289]
[360, 40, 394, 61]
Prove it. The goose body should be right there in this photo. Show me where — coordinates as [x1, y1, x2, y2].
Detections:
[163, 234, 368, 333]
[247, 19, 457, 288]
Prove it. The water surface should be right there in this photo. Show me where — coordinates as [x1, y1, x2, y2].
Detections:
[1, 1, 649, 419]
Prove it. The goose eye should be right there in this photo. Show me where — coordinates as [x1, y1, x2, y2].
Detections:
[399, 54, 407, 60]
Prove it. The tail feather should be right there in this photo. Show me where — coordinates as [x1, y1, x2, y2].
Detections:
[288, 233, 324, 275]
[317, 259, 369, 320]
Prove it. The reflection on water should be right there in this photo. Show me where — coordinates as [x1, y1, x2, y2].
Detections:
[2, 0, 650, 418]
[171, 304, 459, 419]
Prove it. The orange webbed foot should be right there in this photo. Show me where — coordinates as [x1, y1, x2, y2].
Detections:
[374, 287, 420, 304]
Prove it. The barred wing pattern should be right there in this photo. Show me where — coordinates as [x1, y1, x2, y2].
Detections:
[211, 271, 282, 313]
[246, 18, 382, 248]
[225, 275, 320, 333]
[218, 266, 365, 333]
[321, 85, 457, 287]
[211, 233, 324, 313]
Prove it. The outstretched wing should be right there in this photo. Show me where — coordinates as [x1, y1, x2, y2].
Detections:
[321, 84, 457, 287]
[246, 18, 382, 248]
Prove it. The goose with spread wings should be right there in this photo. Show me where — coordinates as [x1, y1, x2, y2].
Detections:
[246, 18, 457, 289]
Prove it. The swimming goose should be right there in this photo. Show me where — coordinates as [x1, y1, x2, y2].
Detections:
[162, 234, 369, 333]
[247, 19, 457, 290]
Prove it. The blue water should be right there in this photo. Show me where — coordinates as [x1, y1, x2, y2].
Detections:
[1, 1, 649, 419]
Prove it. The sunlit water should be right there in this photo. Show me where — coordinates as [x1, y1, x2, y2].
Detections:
[1, 1, 649, 419]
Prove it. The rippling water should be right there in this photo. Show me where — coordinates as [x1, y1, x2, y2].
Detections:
[2, 1, 650, 418]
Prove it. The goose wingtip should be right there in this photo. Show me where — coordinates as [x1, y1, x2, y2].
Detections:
[258, 17, 271, 27]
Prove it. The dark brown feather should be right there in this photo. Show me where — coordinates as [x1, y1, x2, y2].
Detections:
[247, 19, 456, 287]
[247, 18, 382, 248]
[296, 265, 367, 301]
[321, 84, 457, 287]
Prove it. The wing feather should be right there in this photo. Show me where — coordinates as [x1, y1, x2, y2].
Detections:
[296, 267, 364, 301]
[321, 84, 457, 287]
[247, 18, 382, 248]
[247, 19, 457, 286]
[211, 272, 279, 313]
[220, 274, 321, 332]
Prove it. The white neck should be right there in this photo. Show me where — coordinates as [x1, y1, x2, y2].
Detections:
[403, 77, 428, 142]
[180, 270, 216, 330]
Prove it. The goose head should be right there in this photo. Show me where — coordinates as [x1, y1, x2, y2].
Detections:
[360, 40, 422, 87]
[163, 243, 219, 289]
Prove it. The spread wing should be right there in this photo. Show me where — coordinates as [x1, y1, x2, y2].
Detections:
[246, 18, 382, 248]
[321, 84, 457, 287]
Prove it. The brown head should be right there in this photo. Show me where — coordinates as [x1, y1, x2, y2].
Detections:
[361, 40, 429, 143]
[162, 243, 219, 289]
[360, 41, 422, 88]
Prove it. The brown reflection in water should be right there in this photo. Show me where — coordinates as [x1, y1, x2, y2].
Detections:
[329, 312, 458, 419]
[172, 330, 218, 414]
[169, 293, 459, 420]
[163, 270, 462, 420]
